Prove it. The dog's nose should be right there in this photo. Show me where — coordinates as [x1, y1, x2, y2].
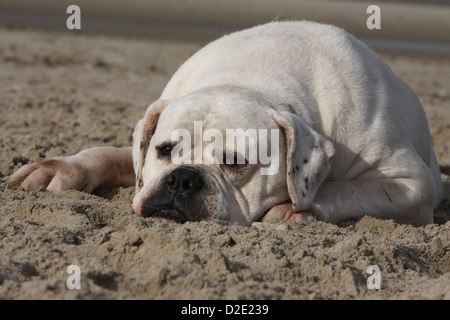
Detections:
[166, 167, 204, 196]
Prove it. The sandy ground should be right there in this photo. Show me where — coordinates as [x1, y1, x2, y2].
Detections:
[0, 26, 449, 300]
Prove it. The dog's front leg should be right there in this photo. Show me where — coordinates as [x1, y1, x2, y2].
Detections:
[9, 146, 134, 193]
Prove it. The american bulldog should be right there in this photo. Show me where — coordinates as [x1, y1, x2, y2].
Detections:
[10, 21, 444, 226]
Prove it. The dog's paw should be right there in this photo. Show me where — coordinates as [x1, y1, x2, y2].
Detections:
[283, 209, 316, 225]
[260, 203, 293, 223]
[260, 203, 316, 225]
[9, 157, 91, 193]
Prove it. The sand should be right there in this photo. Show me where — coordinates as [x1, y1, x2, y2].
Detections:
[0, 26, 449, 300]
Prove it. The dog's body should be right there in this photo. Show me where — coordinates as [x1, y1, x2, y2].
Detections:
[10, 21, 443, 226]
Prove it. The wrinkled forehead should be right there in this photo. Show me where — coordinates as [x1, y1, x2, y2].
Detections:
[155, 99, 277, 142]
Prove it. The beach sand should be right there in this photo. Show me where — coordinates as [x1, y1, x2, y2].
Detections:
[0, 26, 449, 299]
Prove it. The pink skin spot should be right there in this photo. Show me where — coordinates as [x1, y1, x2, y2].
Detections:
[283, 209, 300, 221]
[132, 202, 142, 216]
[283, 209, 316, 224]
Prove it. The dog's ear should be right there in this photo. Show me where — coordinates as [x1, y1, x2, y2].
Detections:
[272, 111, 335, 212]
[134, 100, 166, 193]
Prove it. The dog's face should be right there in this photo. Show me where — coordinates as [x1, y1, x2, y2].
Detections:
[131, 87, 334, 226]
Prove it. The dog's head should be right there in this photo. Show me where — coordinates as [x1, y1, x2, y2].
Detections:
[131, 86, 334, 226]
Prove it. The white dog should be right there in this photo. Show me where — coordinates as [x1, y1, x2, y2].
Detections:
[10, 21, 444, 226]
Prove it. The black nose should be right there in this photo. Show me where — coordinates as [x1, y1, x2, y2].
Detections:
[166, 167, 204, 197]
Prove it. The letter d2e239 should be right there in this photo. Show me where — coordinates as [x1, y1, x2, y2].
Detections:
[225, 304, 269, 315]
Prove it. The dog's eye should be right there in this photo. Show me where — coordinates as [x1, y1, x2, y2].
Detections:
[157, 144, 173, 158]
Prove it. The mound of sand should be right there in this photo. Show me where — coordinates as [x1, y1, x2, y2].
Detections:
[0, 27, 449, 299]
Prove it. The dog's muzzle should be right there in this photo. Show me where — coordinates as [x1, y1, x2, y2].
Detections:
[166, 167, 204, 197]
[140, 166, 208, 223]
